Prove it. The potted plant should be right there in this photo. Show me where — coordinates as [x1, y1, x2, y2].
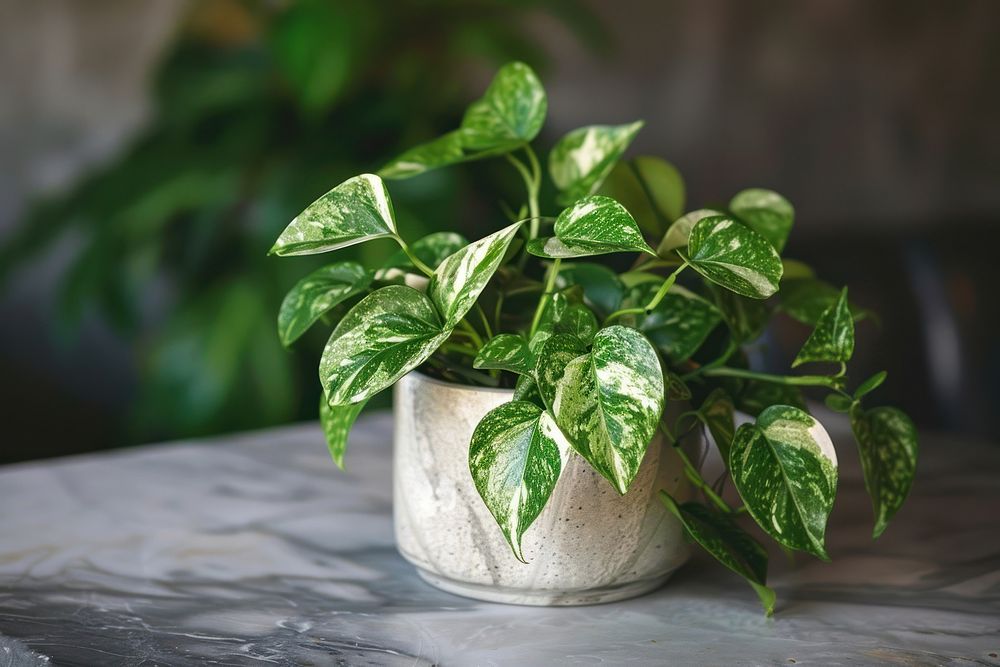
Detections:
[270, 62, 919, 613]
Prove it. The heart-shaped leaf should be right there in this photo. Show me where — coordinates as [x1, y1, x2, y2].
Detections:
[549, 121, 644, 205]
[528, 196, 654, 258]
[699, 388, 736, 463]
[378, 131, 467, 180]
[319, 395, 367, 469]
[555, 262, 625, 318]
[729, 188, 795, 252]
[474, 334, 533, 375]
[470, 400, 571, 561]
[850, 405, 918, 538]
[635, 284, 722, 363]
[793, 287, 854, 367]
[270, 174, 397, 256]
[656, 208, 721, 257]
[660, 492, 775, 615]
[278, 262, 372, 346]
[535, 333, 587, 411]
[679, 215, 783, 299]
[320, 285, 450, 405]
[730, 405, 838, 559]
[460, 62, 547, 151]
[552, 326, 664, 494]
[378, 232, 468, 276]
[429, 222, 521, 328]
[555, 304, 599, 344]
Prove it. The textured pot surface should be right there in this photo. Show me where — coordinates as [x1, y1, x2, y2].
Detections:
[393, 371, 698, 606]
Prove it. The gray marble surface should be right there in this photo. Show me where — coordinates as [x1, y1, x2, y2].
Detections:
[0, 412, 998, 666]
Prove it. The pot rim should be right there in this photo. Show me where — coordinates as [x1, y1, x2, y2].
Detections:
[410, 369, 515, 396]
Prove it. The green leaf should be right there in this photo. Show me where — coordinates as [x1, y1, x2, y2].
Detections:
[429, 222, 521, 328]
[549, 121, 644, 205]
[825, 393, 854, 413]
[513, 373, 544, 407]
[660, 493, 775, 616]
[635, 285, 722, 363]
[793, 287, 855, 367]
[656, 209, 721, 257]
[854, 371, 888, 400]
[278, 262, 372, 346]
[460, 62, 547, 151]
[708, 282, 771, 342]
[555, 262, 626, 318]
[665, 371, 692, 400]
[319, 395, 367, 469]
[730, 405, 838, 559]
[780, 278, 867, 325]
[735, 380, 807, 416]
[320, 285, 450, 405]
[850, 405, 918, 538]
[552, 326, 664, 494]
[528, 196, 654, 258]
[378, 232, 468, 275]
[781, 259, 815, 280]
[555, 304, 599, 344]
[679, 216, 783, 299]
[270, 174, 397, 256]
[729, 188, 795, 252]
[474, 334, 533, 375]
[469, 401, 571, 562]
[699, 388, 736, 463]
[535, 333, 587, 411]
[631, 156, 686, 223]
[378, 131, 467, 180]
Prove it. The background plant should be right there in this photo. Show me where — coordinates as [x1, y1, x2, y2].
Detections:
[273, 62, 919, 615]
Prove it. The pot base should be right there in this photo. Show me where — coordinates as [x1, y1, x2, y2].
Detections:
[413, 566, 676, 606]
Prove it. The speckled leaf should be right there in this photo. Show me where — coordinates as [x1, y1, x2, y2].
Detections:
[319, 395, 367, 469]
[780, 278, 867, 325]
[555, 263, 625, 318]
[636, 285, 722, 363]
[378, 131, 467, 180]
[656, 209, 721, 257]
[730, 405, 838, 559]
[665, 372, 692, 401]
[278, 262, 372, 346]
[528, 196, 654, 259]
[555, 304, 599, 344]
[552, 326, 664, 494]
[854, 371, 888, 400]
[730, 188, 795, 252]
[850, 405, 918, 538]
[378, 232, 468, 275]
[793, 287, 854, 367]
[549, 121, 644, 205]
[700, 388, 736, 463]
[535, 333, 587, 411]
[513, 373, 544, 407]
[708, 282, 771, 343]
[535, 290, 570, 334]
[270, 174, 396, 256]
[469, 400, 571, 561]
[679, 216, 783, 299]
[320, 285, 450, 405]
[429, 222, 521, 328]
[460, 62, 547, 151]
[474, 334, 533, 375]
[660, 492, 775, 616]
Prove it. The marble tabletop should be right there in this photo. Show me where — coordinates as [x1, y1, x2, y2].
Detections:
[1, 411, 998, 666]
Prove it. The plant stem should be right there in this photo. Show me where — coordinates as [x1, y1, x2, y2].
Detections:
[528, 258, 562, 338]
[458, 319, 484, 349]
[394, 236, 434, 277]
[440, 342, 478, 358]
[475, 303, 494, 339]
[701, 366, 842, 389]
[682, 338, 739, 380]
[660, 422, 732, 514]
[604, 263, 687, 325]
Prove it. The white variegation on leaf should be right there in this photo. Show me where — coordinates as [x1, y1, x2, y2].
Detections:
[549, 121, 644, 205]
[535, 333, 587, 411]
[729, 188, 794, 252]
[278, 262, 371, 346]
[378, 131, 467, 180]
[527, 196, 654, 259]
[320, 285, 450, 405]
[474, 334, 533, 375]
[319, 395, 367, 469]
[460, 62, 547, 151]
[850, 404, 918, 538]
[657, 208, 722, 257]
[555, 304, 599, 344]
[730, 405, 838, 559]
[429, 222, 521, 328]
[793, 287, 855, 367]
[631, 284, 722, 363]
[469, 401, 571, 561]
[679, 215, 783, 299]
[270, 174, 397, 256]
[552, 326, 664, 494]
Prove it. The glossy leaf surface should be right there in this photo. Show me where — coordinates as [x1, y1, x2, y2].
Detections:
[854, 370, 888, 400]
[278, 262, 371, 346]
[528, 196, 654, 258]
[474, 334, 533, 375]
[729, 188, 794, 252]
[656, 208, 721, 256]
[460, 62, 547, 151]
[535, 333, 587, 410]
[549, 121, 644, 205]
[639, 285, 722, 363]
[319, 395, 367, 469]
[378, 131, 467, 180]
[679, 216, 783, 299]
[793, 287, 854, 367]
[850, 405, 918, 538]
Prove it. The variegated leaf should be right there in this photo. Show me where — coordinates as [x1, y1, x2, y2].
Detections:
[660, 492, 775, 615]
[474, 334, 533, 375]
[552, 326, 664, 494]
[528, 196, 654, 259]
[555, 304, 599, 344]
[378, 232, 468, 276]
[378, 131, 467, 180]
[634, 284, 722, 363]
[555, 262, 625, 318]
[319, 395, 367, 469]
[549, 121, 644, 205]
[700, 388, 736, 463]
[850, 405, 918, 538]
[469, 401, 571, 561]
[664, 371, 692, 400]
[320, 285, 450, 405]
[278, 262, 371, 346]
[656, 208, 721, 257]
[270, 174, 396, 256]
[730, 188, 794, 252]
[535, 333, 587, 411]
[460, 62, 547, 151]
[730, 405, 838, 559]
[793, 287, 854, 367]
[429, 222, 521, 328]
[513, 373, 544, 407]
[679, 215, 783, 299]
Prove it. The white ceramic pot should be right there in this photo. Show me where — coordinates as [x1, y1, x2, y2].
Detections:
[393, 371, 700, 606]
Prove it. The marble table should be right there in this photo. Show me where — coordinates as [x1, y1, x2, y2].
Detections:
[1, 412, 998, 666]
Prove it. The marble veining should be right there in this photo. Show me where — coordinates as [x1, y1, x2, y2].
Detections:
[0, 410, 998, 665]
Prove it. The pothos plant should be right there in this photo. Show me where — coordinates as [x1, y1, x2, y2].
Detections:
[270, 62, 919, 615]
